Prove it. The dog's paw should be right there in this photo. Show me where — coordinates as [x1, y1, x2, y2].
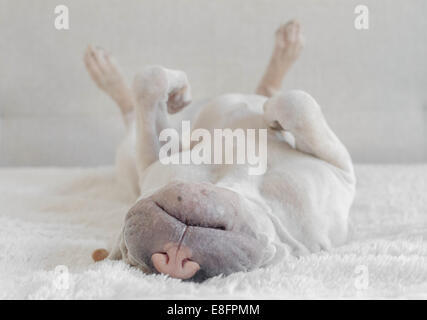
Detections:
[166, 70, 192, 114]
[133, 66, 192, 114]
[274, 20, 305, 61]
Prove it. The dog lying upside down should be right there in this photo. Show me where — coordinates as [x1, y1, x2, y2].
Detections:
[85, 21, 356, 281]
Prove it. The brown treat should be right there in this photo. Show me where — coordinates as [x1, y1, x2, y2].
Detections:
[92, 248, 109, 262]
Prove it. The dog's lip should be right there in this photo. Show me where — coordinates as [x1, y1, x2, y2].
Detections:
[153, 201, 227, 231]
[123, 237, 153, 273]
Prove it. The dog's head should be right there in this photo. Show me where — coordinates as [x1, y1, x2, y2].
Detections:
[94, 181, 276, 281]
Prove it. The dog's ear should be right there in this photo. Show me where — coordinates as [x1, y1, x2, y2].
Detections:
[92, 248, 109, 262]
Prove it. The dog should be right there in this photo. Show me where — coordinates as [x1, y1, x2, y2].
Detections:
[85, 21, 355, 281]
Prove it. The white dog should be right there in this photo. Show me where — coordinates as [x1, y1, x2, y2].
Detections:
[85, 21, 355, 281]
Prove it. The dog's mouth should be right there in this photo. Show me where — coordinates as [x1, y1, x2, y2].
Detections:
[153, 201, 227, 231]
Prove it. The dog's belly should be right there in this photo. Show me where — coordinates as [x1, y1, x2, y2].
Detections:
[137, 93, 269, 198]
[261, 142, 355, 253]
[191, 93, 267, 132]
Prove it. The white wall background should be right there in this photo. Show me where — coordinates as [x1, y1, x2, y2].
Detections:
[0, 0, 426, 166]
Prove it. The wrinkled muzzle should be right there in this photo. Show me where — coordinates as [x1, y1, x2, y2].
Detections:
[122, 181, 273, 281]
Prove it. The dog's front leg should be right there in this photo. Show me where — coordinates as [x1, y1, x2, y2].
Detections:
[132, 66, 192, 174]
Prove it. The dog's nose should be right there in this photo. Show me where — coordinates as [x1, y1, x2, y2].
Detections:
[151, 244, 200, 279]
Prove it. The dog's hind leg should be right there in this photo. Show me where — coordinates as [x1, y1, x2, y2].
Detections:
[84, 45, 135, 127]
[256, 21, 304, 98]
[263, 90, 354, 178]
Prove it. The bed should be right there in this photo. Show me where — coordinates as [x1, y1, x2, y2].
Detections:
[0, 164, 426, 299]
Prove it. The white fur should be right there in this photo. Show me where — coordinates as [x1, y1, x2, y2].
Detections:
[114, 66, 356, 260]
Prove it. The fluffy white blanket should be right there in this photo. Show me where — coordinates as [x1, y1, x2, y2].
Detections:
[1, 165, 426, 299]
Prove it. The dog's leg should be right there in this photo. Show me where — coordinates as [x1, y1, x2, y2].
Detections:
[256, 21, 304, 97]
[133, 66, 192, 173]
[264, 90, 354, 176]
[84, 45, 136, 127]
